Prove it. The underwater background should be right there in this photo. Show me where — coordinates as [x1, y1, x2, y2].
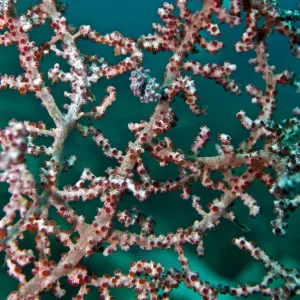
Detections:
[0, 0, 299, 299]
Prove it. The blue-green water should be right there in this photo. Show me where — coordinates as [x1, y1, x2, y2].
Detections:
[0, 1, 299, 299]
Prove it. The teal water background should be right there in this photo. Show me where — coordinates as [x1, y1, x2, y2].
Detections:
[0, 0, 299, 299]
